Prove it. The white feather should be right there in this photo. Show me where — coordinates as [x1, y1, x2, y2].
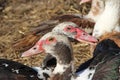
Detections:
[75, 67, 96, 80]
[32, 67, 52, 80]
[92, 0, 120, 38]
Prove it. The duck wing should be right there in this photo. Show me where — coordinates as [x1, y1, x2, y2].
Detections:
[92, 53, 120, 80]
[0, 59, 40, 80]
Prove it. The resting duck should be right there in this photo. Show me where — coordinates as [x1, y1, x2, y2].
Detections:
[22, 32, 120, 80]
[81, 0, 120, 38]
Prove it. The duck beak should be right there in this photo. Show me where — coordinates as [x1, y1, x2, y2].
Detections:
[79, 0, 91, 5]
[21, 41, 44, 57]
[75, 28, 98, 44]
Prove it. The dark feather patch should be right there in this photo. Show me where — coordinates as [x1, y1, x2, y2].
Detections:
[0, 59, 40, 80]
[42, 54, 56, 69]
[49, 66, 72, 80]
[90, 39, 120, 80]
[54, 42, 73, 64]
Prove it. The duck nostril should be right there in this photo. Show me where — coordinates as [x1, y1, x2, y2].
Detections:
[97, 39, 99, 42]
[67, 27, 71, 30]
[33, 47, 36, 50]
[82, 33, 86, 35]
[48, 37, 54, 41]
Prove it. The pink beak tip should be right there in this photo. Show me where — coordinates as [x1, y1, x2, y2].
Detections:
[89, 37, 98, 43]
[21, 55, 25, 57]
[21, 52, 27, 57]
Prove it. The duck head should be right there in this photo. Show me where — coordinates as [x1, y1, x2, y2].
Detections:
[52, 22, 98, 44]
[21, 32, 73, 59]
[22, 32, 74, 77]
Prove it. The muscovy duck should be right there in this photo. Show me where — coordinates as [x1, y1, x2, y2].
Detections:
[22, 32, 120, 80]
[21, 32, 94, 80]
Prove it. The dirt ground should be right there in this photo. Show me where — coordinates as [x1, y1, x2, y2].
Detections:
[0, 0, 92, 68]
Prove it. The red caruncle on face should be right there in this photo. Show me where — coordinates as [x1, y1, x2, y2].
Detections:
[64, 25, 77, 33]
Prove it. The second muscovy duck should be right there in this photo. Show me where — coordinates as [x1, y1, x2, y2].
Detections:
[22, 32, 120, 80]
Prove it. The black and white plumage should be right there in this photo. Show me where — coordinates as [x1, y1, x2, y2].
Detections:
[76, 39, 120, 80]
[0, 58, 56, 80]
[0, 59, 41, 80]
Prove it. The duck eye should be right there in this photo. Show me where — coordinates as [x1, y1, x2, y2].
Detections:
[48, 37, 54, 41]
[67, 27, 71, 30]
[46, 37, 56, 44]
[82, 33, 86, 35]
[33, 47, 36, 50]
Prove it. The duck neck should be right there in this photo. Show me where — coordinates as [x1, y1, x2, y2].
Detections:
[53, 61, 74, 75]
[50, 62, 74, 80]
[50, 42, 74, 80]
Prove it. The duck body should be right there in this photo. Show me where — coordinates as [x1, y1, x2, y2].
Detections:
[77, 39, 120, 80]
[0, 59, 46, 80]
[92, 0, 120, 38]
[84, 0, 105, 22]
[91, 39, 120, 80]
[76, 50, 120, 80]
[81, 0, 120, 38]
[91, 52, 120, 80]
